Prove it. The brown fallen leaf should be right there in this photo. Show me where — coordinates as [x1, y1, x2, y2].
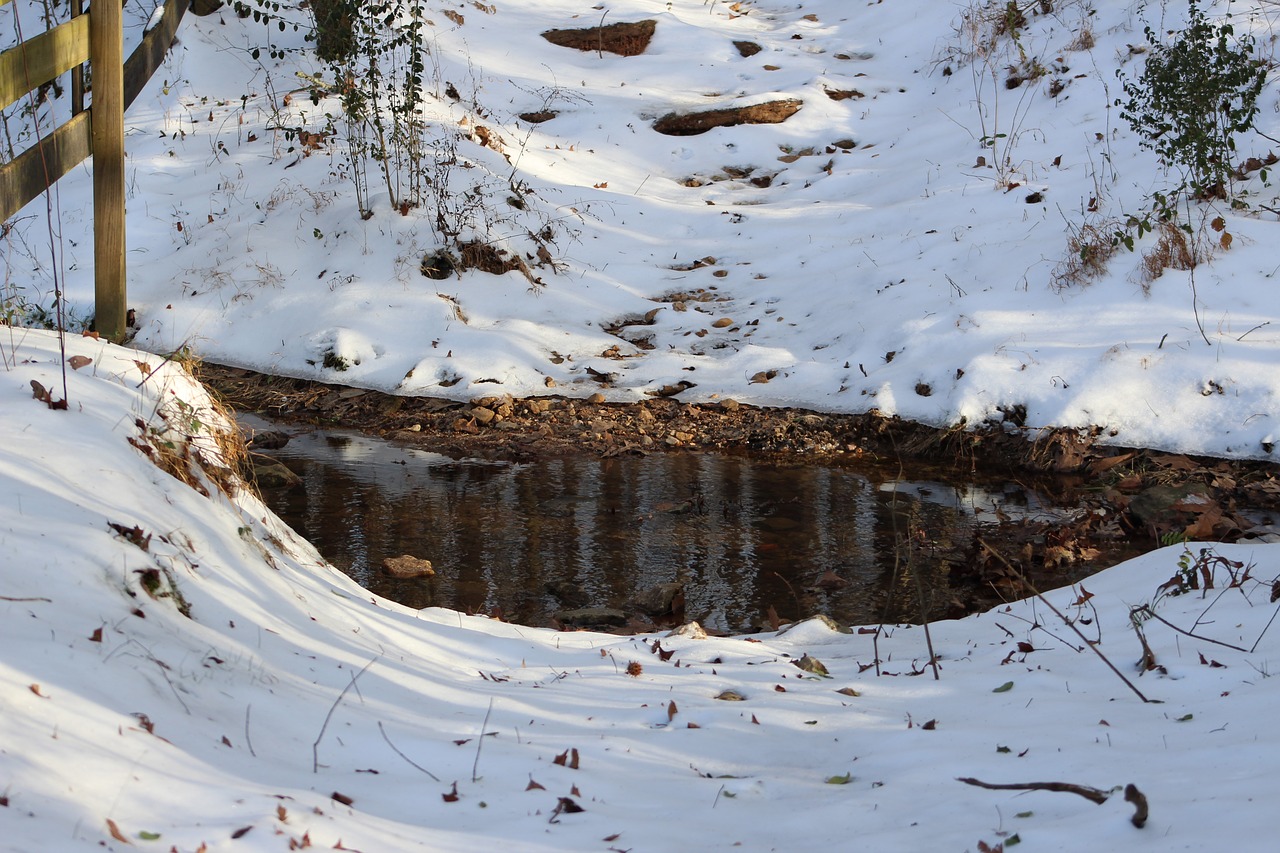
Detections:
[106, 818, 132, 844]
[552, 748, 580, 769]
[67, 355, 93, 370]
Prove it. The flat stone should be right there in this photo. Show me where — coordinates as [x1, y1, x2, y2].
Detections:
[1129, 482, 1213, 526]
[632, 582, 685, 616]
[381, 555, 435, 578]
[252, 461, 302, 489]
[554, 607, 628, 627]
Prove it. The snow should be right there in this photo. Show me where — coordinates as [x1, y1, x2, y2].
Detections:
[5, 0, 1280, 458]
[5, 0, 1280, 849]
[4, 327, 1280, 851]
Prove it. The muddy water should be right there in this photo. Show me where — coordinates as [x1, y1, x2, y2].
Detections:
[249, 420, 1135, 633]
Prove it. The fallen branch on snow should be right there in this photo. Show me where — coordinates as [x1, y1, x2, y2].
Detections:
[957, 777, 1149, 828]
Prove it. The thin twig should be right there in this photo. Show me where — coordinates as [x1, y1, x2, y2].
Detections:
[1250, 598, 1280, 654]
[244, 704, 256, 758]
[957, 776, 1109, 804]
[1236, 320, 1271, 341]
[909, 535, 940, 680]
[377, 721, 440, 781]
[312, 655, 379, 773]
[1130, 604, 1247, 652]
[978, 538, 1151, 702]
[472, 698, 494, 783]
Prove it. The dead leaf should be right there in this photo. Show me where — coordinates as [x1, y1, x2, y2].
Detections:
[667, 701, 678, 721]
[1088, 452, 1137, 475]
[67, 355, 92, 370]
[553, 748, 580, 769]
[548, 796, 584, 822]
[442, 782, 460, 802]
[277, 804, 288, 822]
[231, 826, 253, 839]
[29, 683, 47, 698]
[330, 791, 354, 806]
[526, 778, 546, 791]
[89, 627, 103, 643]
[106, 818, 132, 844]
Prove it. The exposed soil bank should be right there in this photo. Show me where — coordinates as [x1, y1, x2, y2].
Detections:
[204, 361, 1280, 484]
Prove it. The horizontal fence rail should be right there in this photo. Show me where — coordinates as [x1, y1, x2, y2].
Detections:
[0, 0, 191, 223]
[1, 0, 198, 341]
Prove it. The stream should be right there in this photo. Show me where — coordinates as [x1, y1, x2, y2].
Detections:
[244, 416, 1145, 633]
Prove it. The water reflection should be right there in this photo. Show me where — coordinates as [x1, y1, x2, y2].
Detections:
[252, 421, 1110, 633]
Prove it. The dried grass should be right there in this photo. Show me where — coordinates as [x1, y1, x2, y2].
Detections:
[129, 354, 254, 500]
[1139, 221, 1198, 293]
[1051, 221, 1119, 291]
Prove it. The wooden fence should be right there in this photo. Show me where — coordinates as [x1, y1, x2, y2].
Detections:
[0, 0, 204, 342]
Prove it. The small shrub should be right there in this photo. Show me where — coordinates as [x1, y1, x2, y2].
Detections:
[1117, 0, 1267, 205]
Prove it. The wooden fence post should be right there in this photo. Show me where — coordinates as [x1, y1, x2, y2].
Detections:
[90, 0, 126, 343]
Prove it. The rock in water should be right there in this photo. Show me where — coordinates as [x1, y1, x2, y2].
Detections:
[381, 555, 435, 578]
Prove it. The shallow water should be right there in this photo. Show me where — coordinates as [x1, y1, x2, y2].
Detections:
[247, 417, 1138, 633]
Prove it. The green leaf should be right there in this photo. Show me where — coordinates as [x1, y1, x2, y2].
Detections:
[993, 681, 1014, 693]
[996, 745, 1012, 753]
[138, 831, 161, 841]
[1015, 811, 1033, 818]
[1176, 713, 1194, 722]
[1007, 833, 1022, 846]
[825, 773, 854, 785]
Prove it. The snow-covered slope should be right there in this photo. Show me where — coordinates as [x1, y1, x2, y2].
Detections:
[4, 0, 1280, 457]
[1, 326, 1279, 850]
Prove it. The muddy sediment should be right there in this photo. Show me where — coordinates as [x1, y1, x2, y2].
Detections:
[201, 364, 1268, 476]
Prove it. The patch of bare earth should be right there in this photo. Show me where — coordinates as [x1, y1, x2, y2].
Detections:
[541, 19, 656, 56]
[653, 99, 804, 136]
